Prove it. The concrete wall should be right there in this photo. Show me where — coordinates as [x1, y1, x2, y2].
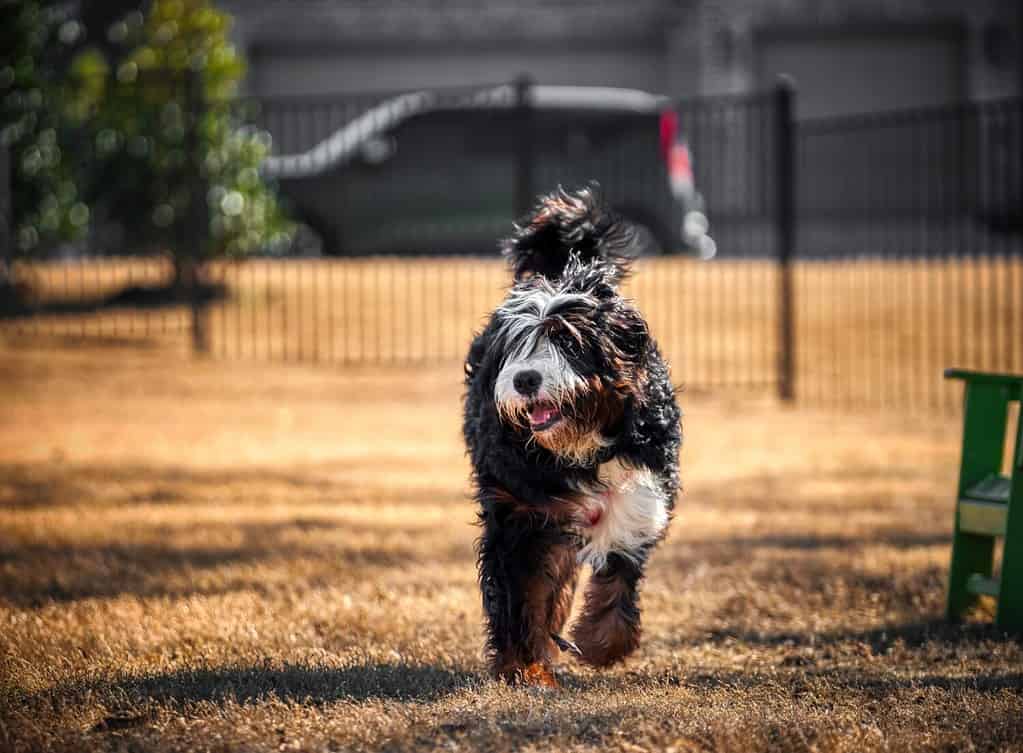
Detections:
[758, 29, 965, 118]
[678, 0, 1021, 105]
[222, 0, 688, 97]
[249, 43, 668, 97]
[225, 0, 1021, 109]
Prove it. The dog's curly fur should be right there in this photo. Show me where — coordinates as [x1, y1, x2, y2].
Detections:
[463, 185, 682, 685]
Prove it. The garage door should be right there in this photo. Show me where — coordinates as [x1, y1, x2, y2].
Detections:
[757, 28, 964, 119]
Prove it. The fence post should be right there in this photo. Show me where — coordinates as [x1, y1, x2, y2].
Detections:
[184, 68, 210, 355]
[514, 74, 534, 219]
[773, 77, 796, 402]
[0, 144, 11, 290]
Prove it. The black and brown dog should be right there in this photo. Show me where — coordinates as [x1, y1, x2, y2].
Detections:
[463, 185, 682, 687]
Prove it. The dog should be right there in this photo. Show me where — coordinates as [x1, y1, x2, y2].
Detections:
[463, 185, 682, 687]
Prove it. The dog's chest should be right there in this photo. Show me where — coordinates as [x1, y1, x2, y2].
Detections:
[573, 459, 669, 570]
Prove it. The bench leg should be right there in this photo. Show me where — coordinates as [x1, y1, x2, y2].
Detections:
[997, 483, 1022, 632]
[996, 401, 1023, 632]
[947, 382, 1008, 622]
[998, 546, 1022, 632]
[947, 531, 995, 620]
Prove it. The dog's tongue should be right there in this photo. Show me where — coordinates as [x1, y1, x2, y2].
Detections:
[530, 404, 558, 426]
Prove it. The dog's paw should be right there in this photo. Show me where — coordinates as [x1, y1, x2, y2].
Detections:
[496, 661, 560, 689]
[520, 662, 560, 689]
[571, 613, 640, 667]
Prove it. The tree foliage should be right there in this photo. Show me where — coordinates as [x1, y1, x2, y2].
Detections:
[2, 0, 292, 262]
[0, 0, 90, 254]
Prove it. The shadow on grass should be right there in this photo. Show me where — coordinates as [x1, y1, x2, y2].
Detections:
[666, 532, 951, 565]
[27, 662, 479, 712]
[689, 618, 1021, 652]
[684, 466, 957, 516]
[0, 460, 474, 607]
[0, 281, 227, 320]
[677, 666, 1023, 696]
[0, 461, 459, 510]
[21, 670, 643, 749]
[0, 516, 471, 607]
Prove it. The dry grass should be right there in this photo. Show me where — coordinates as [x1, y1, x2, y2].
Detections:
[8, 256, 1023, 415]
[1, 338, 1021, 753]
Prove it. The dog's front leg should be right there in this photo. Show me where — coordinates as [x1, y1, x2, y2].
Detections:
[571, 550, 646, 667]
[477, 501, 576, 686]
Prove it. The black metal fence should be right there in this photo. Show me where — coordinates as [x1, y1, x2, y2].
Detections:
[3, 80, 1022, 414]
[792, 97, 1022, 411]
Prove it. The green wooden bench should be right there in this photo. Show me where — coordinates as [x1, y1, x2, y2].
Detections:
[944, 369, 1023, 631]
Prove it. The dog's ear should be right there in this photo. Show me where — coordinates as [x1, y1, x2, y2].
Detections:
[502, 184, 637, 283]
[591, 298, 650, 393]
[464, 330, 491, 384]
[605, 302, 650, 353]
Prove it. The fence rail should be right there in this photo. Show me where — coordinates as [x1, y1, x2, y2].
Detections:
[6, 252, 1022, 414]
[3, 256, 778, 387]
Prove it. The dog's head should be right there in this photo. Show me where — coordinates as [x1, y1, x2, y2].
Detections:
[488, 256, 650, 466]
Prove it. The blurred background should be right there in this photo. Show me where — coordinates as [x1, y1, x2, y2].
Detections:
[1, 0, 1020, 411]
[3, 3, 1023, 751]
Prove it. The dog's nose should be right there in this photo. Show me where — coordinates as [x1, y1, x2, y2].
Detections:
[513, 369, 543, 396]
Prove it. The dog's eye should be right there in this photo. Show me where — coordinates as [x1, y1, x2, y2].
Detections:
[547, 328, 582, 357]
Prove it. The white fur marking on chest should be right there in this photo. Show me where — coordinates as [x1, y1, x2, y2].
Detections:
[576, 459, 669, 571]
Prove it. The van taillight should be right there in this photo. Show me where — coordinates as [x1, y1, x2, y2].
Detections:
[660, 109, 694, 199]
[659, 110, 678, 161]
[669, 144, 694, 201]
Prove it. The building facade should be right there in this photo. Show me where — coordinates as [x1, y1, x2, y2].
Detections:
[222, 0, 1021, 117]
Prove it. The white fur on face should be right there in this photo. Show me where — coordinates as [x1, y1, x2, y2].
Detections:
[493, 336, 584, 421]
[492, 283, 593, 421]
[574, 459, 669, 571]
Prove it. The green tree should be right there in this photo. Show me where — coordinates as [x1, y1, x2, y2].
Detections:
[0, 0, 92, 259]
[77, 0, 292, 279]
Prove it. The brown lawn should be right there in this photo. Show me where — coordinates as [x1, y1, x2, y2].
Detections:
[0, 335, 1020, 753]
